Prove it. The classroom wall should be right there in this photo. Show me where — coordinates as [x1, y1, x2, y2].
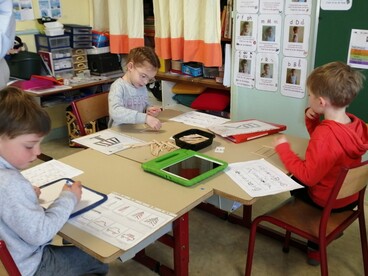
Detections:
[230, 1, 320, 139]
[16, 0, 92, 52]
[314, 1, 368, 122]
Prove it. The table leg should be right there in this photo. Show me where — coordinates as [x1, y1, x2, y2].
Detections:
[133, 213, 189, 276]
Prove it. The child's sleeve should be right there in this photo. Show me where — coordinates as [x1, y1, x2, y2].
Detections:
[275, 130, 336, 186]
[305, 109, 320, 136]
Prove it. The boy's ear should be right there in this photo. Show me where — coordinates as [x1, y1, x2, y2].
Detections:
[319, 96, 329, 107]
[126, 61, 134, 71]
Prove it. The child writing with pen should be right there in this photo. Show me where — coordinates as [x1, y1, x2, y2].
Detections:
[273, 61, 368, 265]
[0, 87, 108, 276]
[108, 46, 163, 130]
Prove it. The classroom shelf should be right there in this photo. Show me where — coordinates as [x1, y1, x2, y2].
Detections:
[156, 72, 230, 91]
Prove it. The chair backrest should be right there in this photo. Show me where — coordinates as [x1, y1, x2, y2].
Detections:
[321, 160, 368, 217]
[337, 160, 368, 200]
[0, 240, 21, 276]
[71, 92, 109, 136]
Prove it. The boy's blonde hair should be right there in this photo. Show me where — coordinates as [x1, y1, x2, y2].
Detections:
[127, 46, 161, 69]
[0, 86, 51, 138]
[307, 61, 365, 107]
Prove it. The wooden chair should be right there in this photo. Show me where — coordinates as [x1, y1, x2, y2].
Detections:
[70, 92, 109, 136]
[0, 240, 21, 276]
[245, 160, 368, 276]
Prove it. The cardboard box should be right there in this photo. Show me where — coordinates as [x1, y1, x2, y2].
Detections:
[159, 58, 171, 73]
[171, 60, 182, 73]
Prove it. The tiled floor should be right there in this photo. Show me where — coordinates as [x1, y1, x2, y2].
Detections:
[38, 137, 367, 276]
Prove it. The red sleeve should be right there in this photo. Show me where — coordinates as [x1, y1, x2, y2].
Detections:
[275, 130, 337, 186]
[305, 108, 321, 136]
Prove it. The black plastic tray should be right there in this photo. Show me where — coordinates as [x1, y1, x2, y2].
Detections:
[173, 129, 214, 151]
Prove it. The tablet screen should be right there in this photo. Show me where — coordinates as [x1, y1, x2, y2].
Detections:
[162, 155, 222, 180]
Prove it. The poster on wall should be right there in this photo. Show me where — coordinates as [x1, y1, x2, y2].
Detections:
[283, 15, 310, 57]
[347, 29, 368, 70]
[234, 51, 256, 88]
[236, 0, 259, 14]
[321, 0, 352, 10]
[255, 53, 278, 92]
[12, 0, 34, 21]
[285, 0, 311, 15]
[260, 0, 284, 14]
[235, 14, 258, 52]
[257, 14, 282, 53]
[39, 0, 62, 18]
[280, 57, 307, 98]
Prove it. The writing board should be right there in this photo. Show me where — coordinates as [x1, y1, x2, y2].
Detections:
[141, 149, 228, 187]
[39, 178, 107, 218]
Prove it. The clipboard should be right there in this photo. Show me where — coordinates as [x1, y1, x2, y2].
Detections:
[39, 178, 107, 218]
[141, 149, 228, 187]
[208, 119, 287, 143]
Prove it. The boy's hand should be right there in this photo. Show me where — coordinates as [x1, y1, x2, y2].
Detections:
[273, 135, 288, 147]
[146, 106, 162, 117]
[305, 107, 319, 120]
[63, 181, 82, 202]
[146, 115, 162, 130]
[33, 186, 41, 198]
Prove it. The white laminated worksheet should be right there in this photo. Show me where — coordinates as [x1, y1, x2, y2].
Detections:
[255, 53, 279, 92]
[225, 159, 303, 197]
[235, 13, 258, 52]
[69, 192, 177, 251]
[72, 129, 145, 155]
[22, 159, 83, 186]
[169, 111, 230, 128]
[283, 15, 311, 58]
[234, 50, 256, 88]
[280, 57, 307, 98]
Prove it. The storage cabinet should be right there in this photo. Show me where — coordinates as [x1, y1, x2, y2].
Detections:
[156, 72, 230, 112]
[35, 34, 74, 79]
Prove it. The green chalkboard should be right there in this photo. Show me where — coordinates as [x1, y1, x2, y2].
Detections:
[315, 2, 368, 121]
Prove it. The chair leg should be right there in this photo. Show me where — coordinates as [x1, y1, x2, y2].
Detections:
[319, 244, 328, 276]
[358, 213, 368, 275]
[245, 218, 261, 276]
[282, 231, 291, 253]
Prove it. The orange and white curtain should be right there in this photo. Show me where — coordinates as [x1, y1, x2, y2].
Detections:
[92, 0, 144, 54]
[153, 0, 222, 67]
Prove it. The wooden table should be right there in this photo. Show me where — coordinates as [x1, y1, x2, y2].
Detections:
[58, 109, 308, 275]
[58, 149, 213, 275]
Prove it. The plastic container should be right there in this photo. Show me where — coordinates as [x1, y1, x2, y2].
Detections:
[40, 48, 72, 59]
[35, 34, 70, 51]
[182, 62, 203, 77]
[64, 24, 92, 35]
[6, 51, 43, 80]
[173, 129, 215, 151]
[45, 28, 64, 36]
[71, 41, 92, 49]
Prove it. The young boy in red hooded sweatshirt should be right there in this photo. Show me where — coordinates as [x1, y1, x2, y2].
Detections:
[273, 61, 368, 265]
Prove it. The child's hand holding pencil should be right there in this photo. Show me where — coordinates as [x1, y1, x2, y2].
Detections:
[62, 180, 83, 202]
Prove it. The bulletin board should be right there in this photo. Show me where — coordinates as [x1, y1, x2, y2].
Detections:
[230, 0, 320, 138]
[314, 1, 368, 122]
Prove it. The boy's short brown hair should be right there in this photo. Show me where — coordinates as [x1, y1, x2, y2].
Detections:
[127, 46, 161, 69]
[0, 86, 51, 139]
[306, 61, 365, 107]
